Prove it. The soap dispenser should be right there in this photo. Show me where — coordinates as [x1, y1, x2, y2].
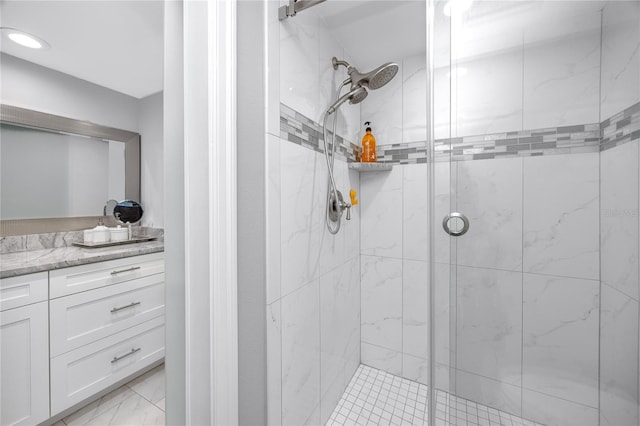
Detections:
[361, 122, 377, 163]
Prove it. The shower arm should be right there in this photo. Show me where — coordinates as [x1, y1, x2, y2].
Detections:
[278, 0, 327, 20]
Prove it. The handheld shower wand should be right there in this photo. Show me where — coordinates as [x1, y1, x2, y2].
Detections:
[327, 86, 368, 114]
[322, 57, 399, 235]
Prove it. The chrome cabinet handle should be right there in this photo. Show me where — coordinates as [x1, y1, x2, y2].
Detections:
[111, 347, 141, 363]
[443, 212, 470, 236]
[110, 266, 141, 275]
[110, 301, 141, 313]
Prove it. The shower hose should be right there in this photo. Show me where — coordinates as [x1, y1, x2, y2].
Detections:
[322, 81, 348, 235]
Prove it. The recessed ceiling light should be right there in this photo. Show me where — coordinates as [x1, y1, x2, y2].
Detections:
[1, 28, 50, 50]
[444, 0, 473, 17]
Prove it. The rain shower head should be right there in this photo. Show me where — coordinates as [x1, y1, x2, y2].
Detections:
[350, 62, 399, 90]
[332, 57, 399, 91]
[327, 85, 368, 114]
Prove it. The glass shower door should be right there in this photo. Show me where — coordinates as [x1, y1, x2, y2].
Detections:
[430, 1, 640, 425]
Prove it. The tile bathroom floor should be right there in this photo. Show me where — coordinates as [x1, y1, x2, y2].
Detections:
[52, 363, 165, 426]
[51, 362, 544, 426]
[327, 365, 545, 426]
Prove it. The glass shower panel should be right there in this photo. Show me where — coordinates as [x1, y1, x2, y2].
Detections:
[430, 1, 455, 424]
[599, 3, 640, 425]
[431, 1, 640, 425]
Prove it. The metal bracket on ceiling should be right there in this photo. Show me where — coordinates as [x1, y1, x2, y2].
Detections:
[278, 0, 327, 21]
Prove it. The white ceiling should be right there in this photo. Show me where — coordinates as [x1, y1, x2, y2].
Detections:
[0, 0, 164, 99]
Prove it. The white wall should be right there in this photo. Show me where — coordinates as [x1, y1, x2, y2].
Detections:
[162, 2, 185, 424]
[138, 92, 164, 227]
[0, 54, 138, 131]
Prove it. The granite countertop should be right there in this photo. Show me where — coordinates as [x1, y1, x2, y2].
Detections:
[0, 240, 164, 279]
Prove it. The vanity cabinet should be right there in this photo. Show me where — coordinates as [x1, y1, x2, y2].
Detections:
[0, 251, 165, 424]
[0, 273, 50, 426]
[48, 252, 165, 416]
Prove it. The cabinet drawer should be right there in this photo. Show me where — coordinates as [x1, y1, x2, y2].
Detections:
[50, 316, 165, 416]
[0, 272, 48, 312]
[50, 273, 165, 357]
[49, 252, 164, 298]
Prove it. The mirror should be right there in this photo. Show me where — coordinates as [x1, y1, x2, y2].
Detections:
[1, 123, 127, 219]
[0, 104, 140, 234]
[114, 200, 144, 224]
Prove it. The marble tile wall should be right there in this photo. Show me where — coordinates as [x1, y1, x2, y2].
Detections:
[278, 4, 361, 146]
[267, 3, 640, 426]
[280, 103, 361, 163]
[599, 3, 640, 425]
[266, 5, 363, 424]
[600, 1, 640, 122]
[268, 137, 361, 426]
[359, 164, 431, 387]
[600, 140, 640, 426]
[430, 152, 600, 424]
[340, 53, 427, 148]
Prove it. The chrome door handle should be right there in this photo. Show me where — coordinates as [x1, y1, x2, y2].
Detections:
[111, 347, 141, 363]
[443, 212, 470, 236]
[110, 301, 141, 313]
[110, 266, 141, 275]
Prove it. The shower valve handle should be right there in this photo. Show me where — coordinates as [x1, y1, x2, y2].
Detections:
[338, 196, 351, 220]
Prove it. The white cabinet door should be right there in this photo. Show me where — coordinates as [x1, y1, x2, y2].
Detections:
[0, 302, 49, 426]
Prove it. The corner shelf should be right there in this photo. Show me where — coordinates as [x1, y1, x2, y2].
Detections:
[348, 163, 393, 172]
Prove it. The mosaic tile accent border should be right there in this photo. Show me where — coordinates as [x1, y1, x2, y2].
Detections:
[434, 123, 601, 162]
[280, 103, 360, 162]
[280, 101, 640, 164]
[601, 101, 640, 152]
[376, 141, 429, 165]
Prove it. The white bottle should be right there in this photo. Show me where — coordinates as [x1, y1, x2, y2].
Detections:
[92, 225, 110, 243]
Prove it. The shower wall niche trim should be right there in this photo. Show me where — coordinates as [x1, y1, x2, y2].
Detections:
[348, 163, 393, 172]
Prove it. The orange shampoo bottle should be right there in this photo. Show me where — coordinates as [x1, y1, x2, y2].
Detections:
[361, 121, 377, 163]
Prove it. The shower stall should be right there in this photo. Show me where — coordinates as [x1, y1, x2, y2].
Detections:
[263, 0, 640, 425]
